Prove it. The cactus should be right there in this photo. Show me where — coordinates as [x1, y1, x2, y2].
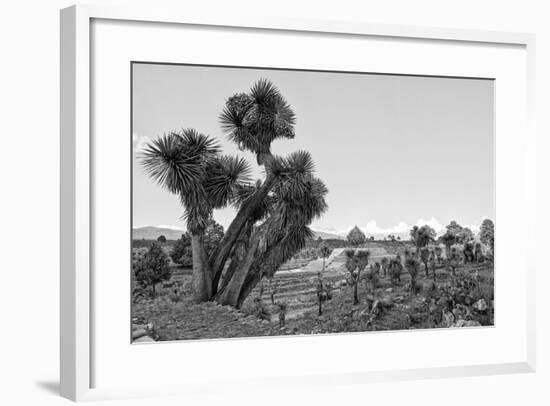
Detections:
[345, 249, 370, 305]
[388, 255, 403, 285]
[404, 254, 420, 294]
[380, 257, 389, 278]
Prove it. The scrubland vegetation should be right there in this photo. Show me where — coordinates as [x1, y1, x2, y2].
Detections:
[132, 218, 494, 341]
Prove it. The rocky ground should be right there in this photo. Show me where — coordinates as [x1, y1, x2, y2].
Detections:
[285, 262, 493, 334]
[133, 299, 276, 341]
[132, 245, 494, 342]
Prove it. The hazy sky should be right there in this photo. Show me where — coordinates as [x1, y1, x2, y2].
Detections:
[132, 63, 494, 236]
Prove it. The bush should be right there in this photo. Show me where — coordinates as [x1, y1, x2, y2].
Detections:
[347, 226, 366, 247]
[170, 233, 193, 266]
[133, 242, 171, 298]
[242, 297, 271, 321]
[171, 219, 224, 266]
[404, 255, 420, 294]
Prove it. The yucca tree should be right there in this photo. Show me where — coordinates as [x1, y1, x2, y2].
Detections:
[218, 151, 328, 307]
[420, 247, 430, 277]
[208, 79, 299, 293]
[404, 254, 420, 294]
[320, 244, 333, 272]
[141, 80, 328, 307]
[345, 249, 370, 305]
[410, 225, 436, 252]
[220, 78, 296, 165]
[380, 257, 389, 278]
[142, 129, 251, 302]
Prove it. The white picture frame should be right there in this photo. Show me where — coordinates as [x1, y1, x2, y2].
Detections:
[60, 4, 536, 402]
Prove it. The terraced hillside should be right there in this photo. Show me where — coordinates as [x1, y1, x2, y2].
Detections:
[244, 244, 402, 321]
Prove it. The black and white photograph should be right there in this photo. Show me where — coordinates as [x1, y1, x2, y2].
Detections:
[131, 63, 495, 342]
[3, 0, 548, 404]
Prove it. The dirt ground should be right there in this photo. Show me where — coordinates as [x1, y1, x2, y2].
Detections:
[132, 255, 494, 342]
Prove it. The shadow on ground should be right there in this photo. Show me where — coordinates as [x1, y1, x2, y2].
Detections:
[35, 380, 59, 395]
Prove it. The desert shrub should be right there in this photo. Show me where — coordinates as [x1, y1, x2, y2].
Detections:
[132, 249, 148, 303]
[440, 271, 479, 307]
[319, 244, 333, 270]
[345, 249, 370, 304]
[463, 241, 475, 263]
[428, 251, 437, 279]
[474, 242, 484, 262]
[316, 273, 332, 316]
[364, 271, 379, 294]
[170, 219, 224, 266]
[388, 255, 403, 285]
[278, 302, 288, 328]
[347, 226, 366, 247]
[410, 225, 436, 252]
[460, 228, 475, 243]
[404, 254, 420, 294]
[132, 285, 148, 304]
[446, 247, 461, 276]
[292, 248, 320, 260]
[168, 284, 183, 303]
[479, 219, 495, 254]
[170, 233, 193, 266]
[380, 257, 389, 278]
[242, 297, 271, 321]
[420, 247, 430, 276]
[469, 272, 494, 303]
[133, 242, 171, 298]
[435, 246, 443, 263]
[435, 269, 493, 326]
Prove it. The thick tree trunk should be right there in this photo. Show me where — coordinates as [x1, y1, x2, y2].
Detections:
[191, 233, 213, 302]
[216, 257, 238, 298]
[215, 221, 253, 297]
[210, 174, 276, 294]
[218, 232, 261, 306]
[235, 238, 287, 308]
[236, 267, 263, 308]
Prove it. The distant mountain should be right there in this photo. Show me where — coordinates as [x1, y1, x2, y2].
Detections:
[311, 229, 345, 240]
[133, 226, 184, 241]
[133, 226, 410, 242]
[134, 225, 346, 241]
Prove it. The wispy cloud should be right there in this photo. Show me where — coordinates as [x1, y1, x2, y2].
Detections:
[365, 220, 410, 235]
[313, 216, 489, 237]
[415, 217, 445, 233]
[132, 132, 150, 153]
[156, 224, 184, 230]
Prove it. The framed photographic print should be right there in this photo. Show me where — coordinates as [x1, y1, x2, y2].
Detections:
[60, 4, 536, 401]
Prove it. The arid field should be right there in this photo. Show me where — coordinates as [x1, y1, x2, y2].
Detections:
[132, 240, 494, 342]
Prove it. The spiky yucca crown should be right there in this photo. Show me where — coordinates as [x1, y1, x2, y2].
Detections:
[220, 79, 296, 158]
[141, 129, 251, 233]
